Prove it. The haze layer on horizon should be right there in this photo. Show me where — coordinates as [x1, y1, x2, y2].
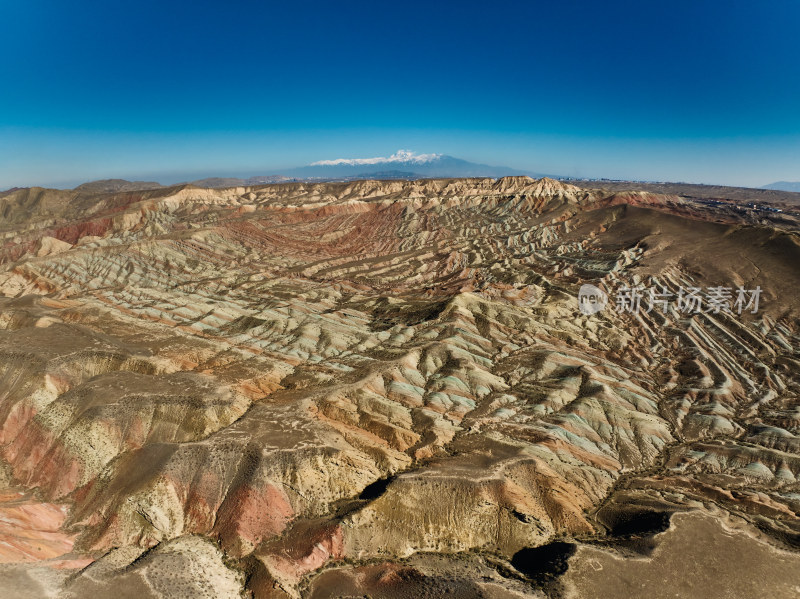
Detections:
[2, 0, 799, 189]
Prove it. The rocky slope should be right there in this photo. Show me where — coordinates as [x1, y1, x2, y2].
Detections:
[0, 176, 798, 597]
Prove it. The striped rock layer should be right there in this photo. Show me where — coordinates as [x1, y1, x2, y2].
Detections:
[0, 177, 798, 597]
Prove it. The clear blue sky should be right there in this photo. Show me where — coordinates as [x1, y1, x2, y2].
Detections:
[1, 0, 799, 188]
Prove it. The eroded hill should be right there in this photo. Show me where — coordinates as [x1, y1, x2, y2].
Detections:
[0, 177, 799, 598]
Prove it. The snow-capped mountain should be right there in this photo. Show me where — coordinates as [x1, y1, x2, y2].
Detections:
[310, 150, 442, 167]
[283, 150, 538, 179]
[69, 151, 543, 189]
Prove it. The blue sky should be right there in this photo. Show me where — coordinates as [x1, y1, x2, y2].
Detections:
[1, 0, 799, 188]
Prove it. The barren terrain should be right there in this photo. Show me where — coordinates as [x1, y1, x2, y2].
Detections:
[0, 176, 798, 597]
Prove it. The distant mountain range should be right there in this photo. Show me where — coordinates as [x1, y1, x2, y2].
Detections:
[188, 175, 295, 188]
[16, 153, 800, 195]
[763, 181, 800, 192]
[284, 150, 536, 179]
[74, 179, 164, 193]
[68, 151, 540, 191]
[73, 175, 297, 192]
